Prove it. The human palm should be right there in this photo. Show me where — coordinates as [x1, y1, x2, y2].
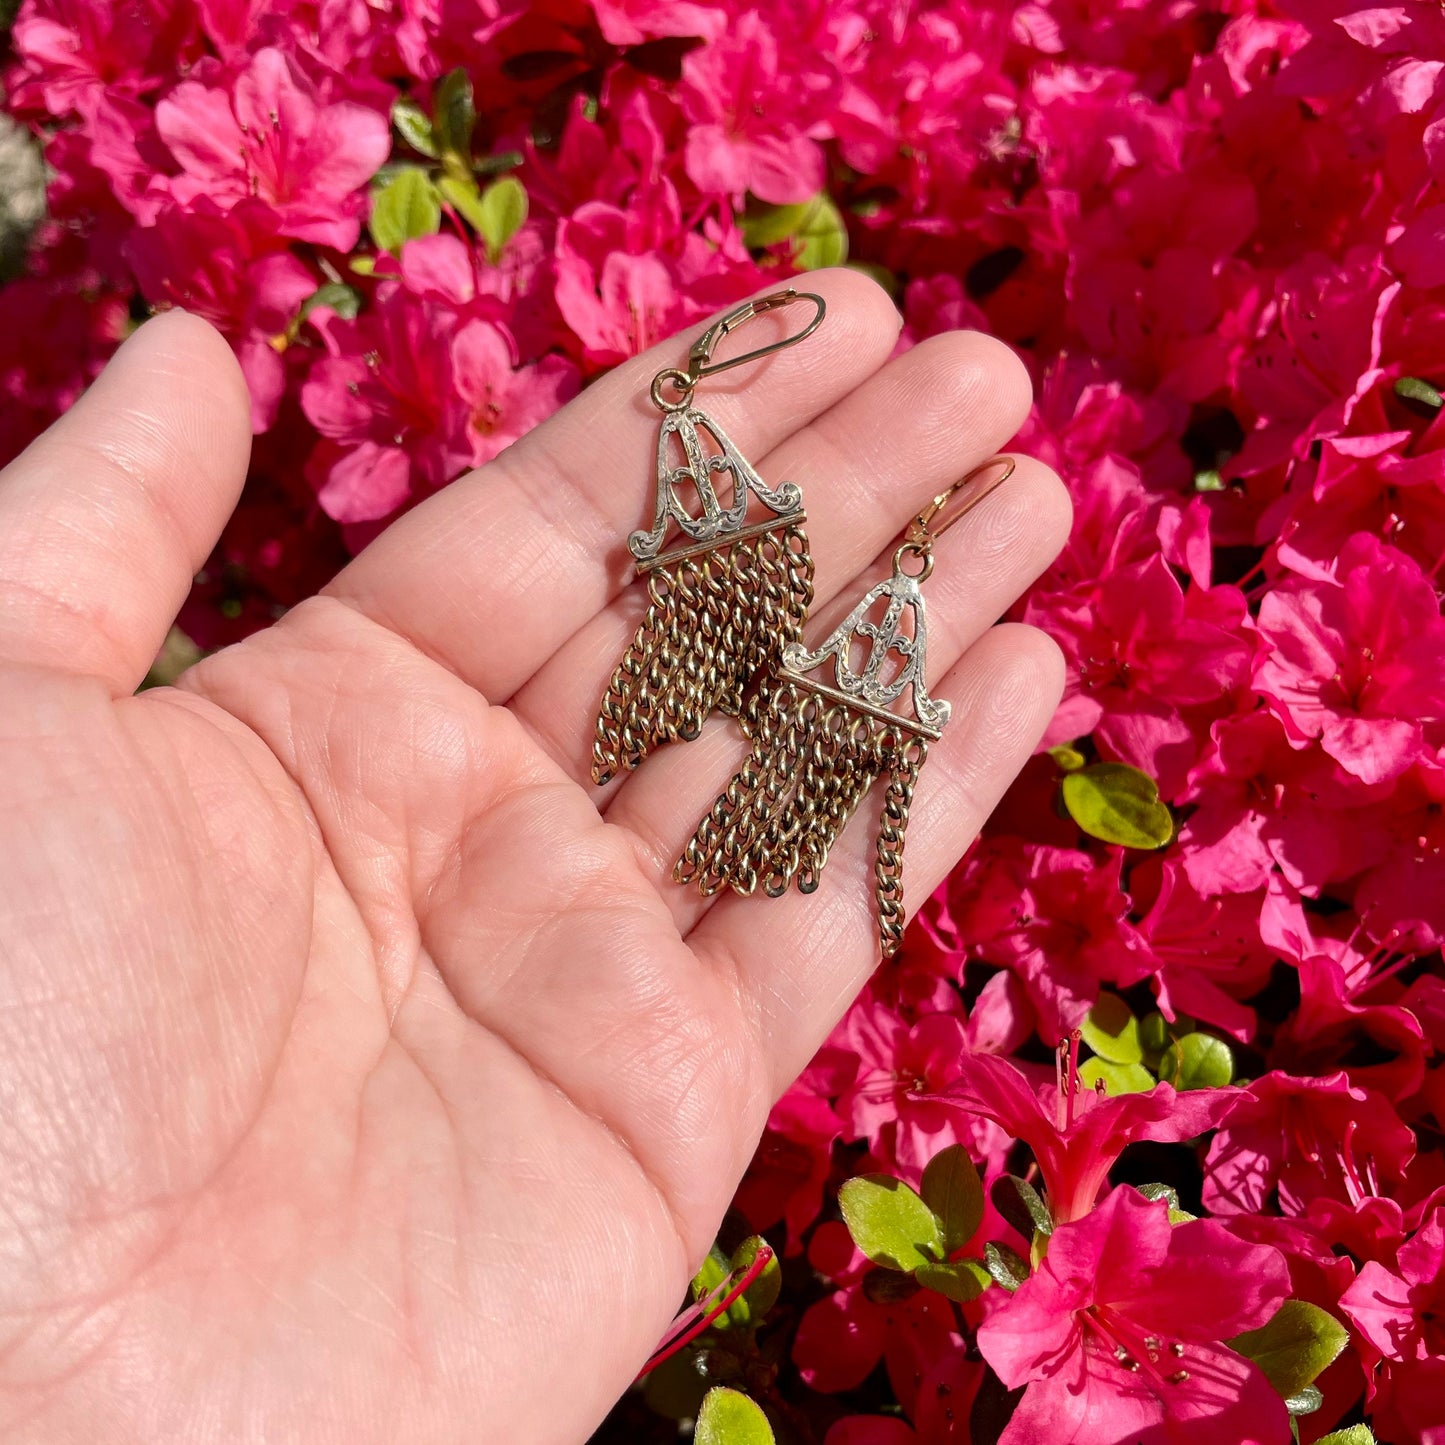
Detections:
[0, 272, 1069, 1444]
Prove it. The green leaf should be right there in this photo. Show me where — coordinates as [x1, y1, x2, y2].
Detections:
[921, 1145, 985, 1253]
[476, 148, 524, 176]
[983, 1241, 1029, 1292]
[1231, 1300, 1350, 1399]
[695, 1387, 775, 1445]
[474, 175, 528, 263]
[1061, 762, 1173, 849]
[1315, 1428, 1375, 1445]
[915, 1259, 992, 1303]
[349, 255, 377, 276]
[1158, 1032, 1233, 1091]
[391, 96, 438, 158]
[1048, 744, 1087, 773]
[1135, 1183, 1180, 1211]
[300, 282, 362, 322]
[433, 67, 476, 174]
[689, 1237, 780, 1330]
[1081, 992, 1144, 1064]
[1194, 467, 1226, 492]
[740, 199, 813, 249]
[642, 1347, 709, 1419]
[368, 167, 441, 254]
[839, 1175, 944, 1272]
[1395, 375, 1444, 409]
[1140, 1011, 1172, 1058]
[437, 172, 489, 231]
[989, 1173, 1053, 1240]
[1284, 1384, 1324, 1416]
[726, 1236, 780, 1326]
[1079, 1057, 1155, 1095]
[793, 192, 849, 269]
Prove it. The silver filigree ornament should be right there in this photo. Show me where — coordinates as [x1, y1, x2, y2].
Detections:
[590, 290, 827, 786]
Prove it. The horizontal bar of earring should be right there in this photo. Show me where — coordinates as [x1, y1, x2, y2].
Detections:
[778, 669, 943, 741]
[635, 512, 807, 574]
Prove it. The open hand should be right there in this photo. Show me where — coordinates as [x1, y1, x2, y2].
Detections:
[0, 271, 1069, 1443]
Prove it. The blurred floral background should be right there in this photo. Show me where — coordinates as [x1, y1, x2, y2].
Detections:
[3, 2, 1445, 1443]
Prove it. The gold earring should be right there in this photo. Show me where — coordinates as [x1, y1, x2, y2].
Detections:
[675, 456, 1016, 959]
[590, 290, 826, 786]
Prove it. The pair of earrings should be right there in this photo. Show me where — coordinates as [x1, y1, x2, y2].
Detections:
[591, 289, 1014, 959]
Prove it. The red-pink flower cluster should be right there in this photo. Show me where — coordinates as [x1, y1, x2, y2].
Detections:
[5, 1, 1445, 1441]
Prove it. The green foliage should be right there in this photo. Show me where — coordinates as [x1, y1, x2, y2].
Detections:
[1048, 743, 1087, 772]
[475, 176, 529, 263]
[695, 1387, 775, 1445]
[1081, 992, 1144, 1064]
[300, 282, 362, 322]
[433, 68, 476, 177]
[990, 1173, 1053, 1239]
[795, 193, 849, 268]
[914, 1258, 991, 1303]
[1395, 375, 1443, 409]
[839, 1175, 944, 1273]
[1284, 1384, 1324, 1416]
[1315, 1428, 1376, 1445]
[689, 1237, 780, 1332]
[983, 1240, 1029, 1291]
[1060, 762, 1174, 848]
[1135, 1183, 1180, 1209]
[740, 199, 813, 248]
[1157, 1032, 1234, 1090]
[369, 167, 441, 253]
[920, 1145, 984, 1254]
[391, 96, 438, 158]
[840, 1151, 992, 1307]
[1231, 1300, 1350, 1399]
[1079, 1056, 1155, 1095]
[740, 193, 848, 268]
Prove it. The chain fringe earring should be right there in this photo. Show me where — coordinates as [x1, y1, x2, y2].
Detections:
[676, 457, 1016, 959]
[591, 290, 826, 786]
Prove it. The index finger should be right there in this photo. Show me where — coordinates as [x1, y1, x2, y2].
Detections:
[323, 269, 903, 702]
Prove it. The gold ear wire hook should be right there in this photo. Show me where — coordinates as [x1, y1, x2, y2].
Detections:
[687, 288, 827, 383]
[651, 290, 827, 410]
[906, 455, 1017, 550]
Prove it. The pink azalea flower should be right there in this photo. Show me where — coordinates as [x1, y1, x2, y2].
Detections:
[677, 10, 827, 204]
[9, 0, 204, 114]
[1203, 1070, 1416, 1217]
[834, 995, 1012, 1179]
[977, 1188, 1292, 1445]
[942, 1050, 1232, 1225]
[153, 47, 390, 251]
[1178, 710, 1372, 898]
[793, 1221, 957, 1413]
[825, 1349, 984, 1445]
[591, 0, 726, 46]
[1254, 533, 1445, 786]
[943, 841, 1150, 1041]
[1130, 858, 1273, 1042]
[733, 1083, 842, 1249]
[1260, 878, 1432, 1101]
[1341, 1200, 1445, 1364]
[553, 199, 704, 367]
[1275, 434, 1445, 585]
[451, 318, 578, 469]
[124, 202, 319, 431]
[1031, 555, 1253, 798]
[301, 285, 465, 522]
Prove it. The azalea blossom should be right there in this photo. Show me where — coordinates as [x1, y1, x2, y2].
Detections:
[942, 1049, 1231, 1225]
[976, 1188, 1292, 1445]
